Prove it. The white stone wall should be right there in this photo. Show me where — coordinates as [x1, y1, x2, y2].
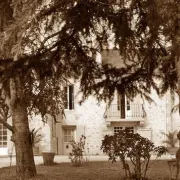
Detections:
[28, 114, 57, 154]
[75, 95, 106, 155]
[142, 89, 168, 146]
[61, 81, 107, 155]
[66, 83, 180, 153]
[141, 89, 180, 147]
[52, 81, 180, 155]
[4, 83, 180, 156]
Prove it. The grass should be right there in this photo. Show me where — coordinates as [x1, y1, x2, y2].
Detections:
[0, 160, 174, 180]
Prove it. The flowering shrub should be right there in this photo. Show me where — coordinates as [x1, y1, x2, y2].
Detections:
[101, 129, 167, 180]
[69, 135, 88, 167]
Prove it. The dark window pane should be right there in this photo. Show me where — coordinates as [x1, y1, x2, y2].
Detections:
[121, 93, 125, 118]
[69, 85, 74, 110]
[64, 101, 68, 109]
[127, 100, 130, 110]
[117, 94, 120, 110]
[3, 136, 7, 141]
[3, 142, 7, 146]
[64, 87, 68, 109]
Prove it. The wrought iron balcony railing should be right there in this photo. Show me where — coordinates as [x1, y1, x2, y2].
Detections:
[105, 104, 146, 119]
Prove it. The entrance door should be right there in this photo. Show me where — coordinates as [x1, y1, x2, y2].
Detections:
[0, 124, 7, 155]
[63, 128, 75, 155]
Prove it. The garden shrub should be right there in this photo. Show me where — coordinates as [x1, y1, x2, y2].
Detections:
[69, 135, 88, 167]
[101, 129, 167, 180]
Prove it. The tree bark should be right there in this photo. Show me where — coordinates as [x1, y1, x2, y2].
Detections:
[9, 76, 36, 180]
[172, 16, 180, 113]
[175, 57, 180, 112]
[12, 101, 36, 179]
[174, 39, 180, 113]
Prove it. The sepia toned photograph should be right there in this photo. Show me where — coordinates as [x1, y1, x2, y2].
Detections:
[0, 0, 179, 179]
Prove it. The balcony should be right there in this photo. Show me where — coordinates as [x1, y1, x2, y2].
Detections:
[105, 104, 146, 124]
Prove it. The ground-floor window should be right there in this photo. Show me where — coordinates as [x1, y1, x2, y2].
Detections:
[0, 124, 7, 147]
[63, 129, 75, 142]
[114, 126, 134, 134]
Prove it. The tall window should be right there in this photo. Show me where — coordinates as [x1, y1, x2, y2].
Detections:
[64, 85, 74, 110]
[0, 124, 7, 147]
[117, 93, 131, 118]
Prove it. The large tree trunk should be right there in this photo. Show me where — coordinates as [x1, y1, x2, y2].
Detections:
[12, 100, 36, 179]
[175, 57, 180, 112]
[174, 40, 180, 113]
[9, 76, 36, 179]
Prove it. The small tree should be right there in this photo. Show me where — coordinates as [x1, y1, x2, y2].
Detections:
[101, 129, 167, 180]
[69, 135, 87, 166]
[69, 135, 88, 167]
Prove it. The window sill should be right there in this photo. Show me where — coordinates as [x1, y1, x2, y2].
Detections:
[64, 109, 75, 111]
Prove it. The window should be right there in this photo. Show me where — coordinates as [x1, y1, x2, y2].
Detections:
[114, 126, 134, 134]
[114, 127, 123, 134]
[64, 129, 75, 142]
[0, 124, 7, 147]
[117, 93, 131, 118]
[64, 85, 74, 110]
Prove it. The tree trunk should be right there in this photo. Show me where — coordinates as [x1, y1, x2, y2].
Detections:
[12, 101, 36, 179]
[174, 48, 180, 113]
[9, 76, 36, 180]
[172, 18, 180, 113]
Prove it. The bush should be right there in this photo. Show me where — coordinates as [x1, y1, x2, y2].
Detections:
[69, 135, 88, 167]
[101, 129, 167, 180]
[161, 130, 178, 147]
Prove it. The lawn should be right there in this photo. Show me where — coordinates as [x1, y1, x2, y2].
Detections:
[0, 160, 174, 180]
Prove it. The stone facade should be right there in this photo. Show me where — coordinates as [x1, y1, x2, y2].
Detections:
[0, 81, 180, 156]
[42, 83, 180, 155]
[0, 50, 180, 156]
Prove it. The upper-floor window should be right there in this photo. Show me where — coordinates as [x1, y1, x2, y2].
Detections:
[117, 93, 131, 118]
[106, 92, 145, 119]
[64, 85, 74, 110]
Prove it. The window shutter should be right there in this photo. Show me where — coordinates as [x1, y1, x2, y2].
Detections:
[121, 93, 125, 118]
[64, 86, 68, 109]
[69, 85, 74, 110]
[117, 94, 120, 110]
[127, 100, 130, 111]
